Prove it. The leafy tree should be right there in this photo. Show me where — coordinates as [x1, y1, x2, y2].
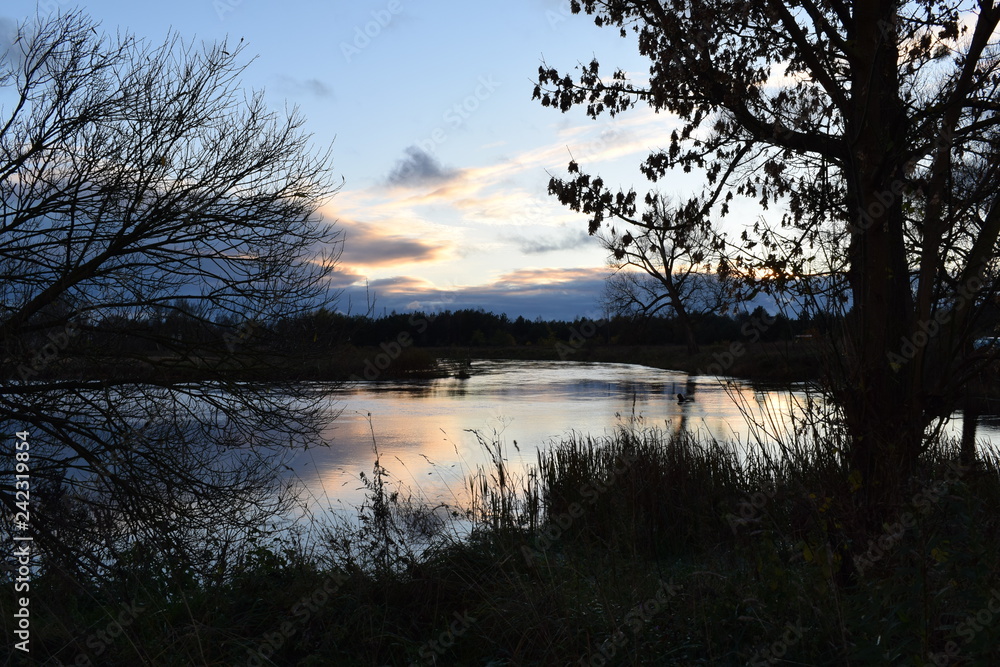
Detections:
[0, 12, 341, 581]
[534, 1, 1000, 524]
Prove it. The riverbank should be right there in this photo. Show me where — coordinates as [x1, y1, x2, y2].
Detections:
[0, 340, 823, 384]
[13, 425, 1000, 665]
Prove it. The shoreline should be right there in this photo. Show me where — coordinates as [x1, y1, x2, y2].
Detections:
[0, 341, 825, 384]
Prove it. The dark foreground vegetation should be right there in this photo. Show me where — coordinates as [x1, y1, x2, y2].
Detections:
[5, 420, 999, 665]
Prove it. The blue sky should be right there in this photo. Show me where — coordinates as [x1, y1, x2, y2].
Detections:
[3, 0, 716, 320]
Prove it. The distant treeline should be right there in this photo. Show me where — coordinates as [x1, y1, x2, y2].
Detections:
[33, 306, 841, 357]
[269, 299, 1000, 350]
[266, 306, 836, 349]
[12, 302, 999, 382]
[21, 302, 1000, 361]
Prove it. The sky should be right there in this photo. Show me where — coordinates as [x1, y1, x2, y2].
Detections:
[2, 0, 717, 320]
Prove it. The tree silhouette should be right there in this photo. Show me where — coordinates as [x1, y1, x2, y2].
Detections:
[534, 1, 1000, 529]
[0, 12, 342, 580]
[593, 192, 734, 354]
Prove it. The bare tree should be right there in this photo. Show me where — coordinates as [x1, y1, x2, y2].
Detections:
[595, 194, 732, 353]
[0, 12, 342, 582]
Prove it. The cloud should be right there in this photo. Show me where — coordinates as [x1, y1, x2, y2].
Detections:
[386, 146, 460, 188]
[367, 275, 439, 293]
[340, 266, 611, 320]
[490, 267, 602, 289]
[0, 17, 25, 68]
[339, 265, 819, 321]
[273, 74, 333, 98]
[339, 220, 450, 268]
[358, 275, 460, 314]
[379, 112, 668, 210]
[510, 229, 596, 254]
[335, 108, 671, 227]
[326, 265, 367, 289]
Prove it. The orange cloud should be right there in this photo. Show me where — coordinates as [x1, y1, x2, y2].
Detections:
[492, 267, 600, 288]
[325, 265, 368, 289]
[336, 265, 612, 320]
[336, 219, 452, 269]
[367, 275, 440, 294]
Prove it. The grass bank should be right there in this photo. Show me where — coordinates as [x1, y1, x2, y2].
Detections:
[7, 422, 1000, 665]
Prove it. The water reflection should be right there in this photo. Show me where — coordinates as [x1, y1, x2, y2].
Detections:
[287, 360, 999, 519]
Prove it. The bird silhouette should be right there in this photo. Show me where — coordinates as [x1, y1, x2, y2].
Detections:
[677, 393, 693, 404]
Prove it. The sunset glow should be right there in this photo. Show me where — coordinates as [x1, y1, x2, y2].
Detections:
[0, 0, 706, 318]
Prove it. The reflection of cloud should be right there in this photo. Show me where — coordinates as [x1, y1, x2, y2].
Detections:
[341, 220, 450, 268]
[387, 146, 460, 187]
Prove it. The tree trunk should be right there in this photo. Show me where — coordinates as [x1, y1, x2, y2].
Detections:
[841, 1, 923, 527]
[681, 317, 699, 356]
[961, 373, 983, 467]
[666, 278, 699, 355]
[961, 406, 979, 467]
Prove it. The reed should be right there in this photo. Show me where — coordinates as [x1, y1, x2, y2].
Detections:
[8, 422, 1000, 665]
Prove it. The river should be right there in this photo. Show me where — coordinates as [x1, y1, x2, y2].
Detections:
[284, 360, 1000, 521]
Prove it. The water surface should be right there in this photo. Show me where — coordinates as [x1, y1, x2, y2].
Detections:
[287, 360, 998, 518]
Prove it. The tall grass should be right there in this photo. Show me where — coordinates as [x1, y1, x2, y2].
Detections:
[7, 420, 1000, 665]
